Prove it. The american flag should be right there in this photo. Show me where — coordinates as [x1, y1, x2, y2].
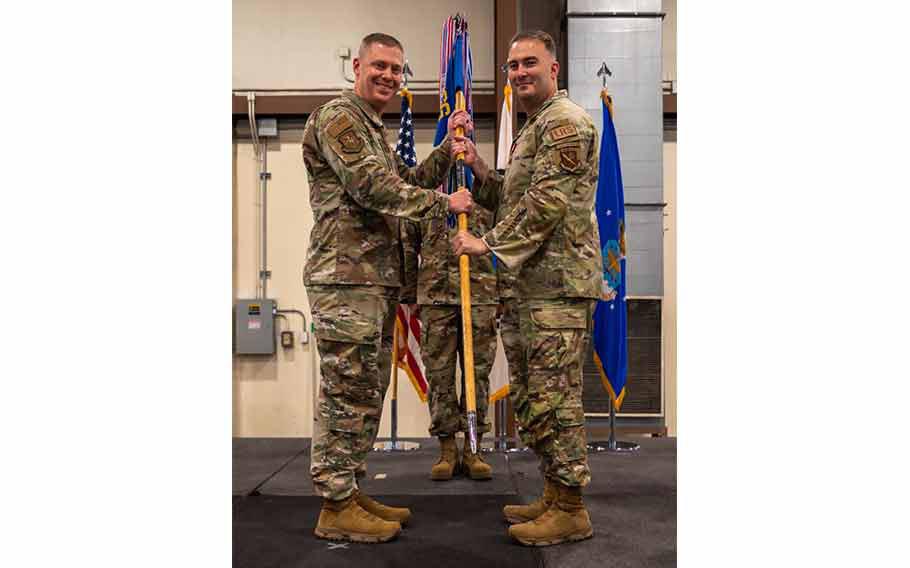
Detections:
[395, 89, 417, 167]
[395, 304, 427, 402]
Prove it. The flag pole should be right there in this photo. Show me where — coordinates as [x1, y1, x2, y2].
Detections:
[391, 326, 399, 446]
[482, 318, 526, 454]
[587, 393, 639, 453]
[481, 397, 527, 454]
[374, 311, 421, 452]
[480, 78, 526, 455]
[454, 89, 479, 455]
[586, 65, 639, 454]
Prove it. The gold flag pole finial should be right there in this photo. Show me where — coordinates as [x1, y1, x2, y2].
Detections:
[399, 61, 414, 106]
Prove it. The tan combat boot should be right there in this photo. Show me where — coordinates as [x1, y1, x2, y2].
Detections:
[503, 478, 558, 524]
[354, 489, 411, 526]
[460, 436, 492, 480]
[313, 495, 401, 543]
[430, 436, 459, 481]
[508, 483, 594, 546]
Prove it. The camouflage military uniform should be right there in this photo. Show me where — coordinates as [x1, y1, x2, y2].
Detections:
[401, 213, 498, 437]
[472, 91, 602, 487]
[303, 90, 455, 501]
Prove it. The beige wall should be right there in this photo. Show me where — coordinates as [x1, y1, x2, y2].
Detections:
[233, 125, 495, 437]
[233, 0, 495, 93]
[233, 129, 316, 436]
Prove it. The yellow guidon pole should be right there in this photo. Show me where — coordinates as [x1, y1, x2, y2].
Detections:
[453, 90, 479, 454]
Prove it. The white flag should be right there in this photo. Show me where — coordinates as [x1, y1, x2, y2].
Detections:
[489, 328, 510, 402]
[496, 83, 513, 170]
[490, 83, 513, 403]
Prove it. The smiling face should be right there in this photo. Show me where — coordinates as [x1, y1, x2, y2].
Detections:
[353, 42, 404, 113]
[506, 39, 559, 114]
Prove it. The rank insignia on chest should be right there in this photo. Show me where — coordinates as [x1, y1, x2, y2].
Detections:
[559, 147, 580, 170]
[338, 130, 365, 154]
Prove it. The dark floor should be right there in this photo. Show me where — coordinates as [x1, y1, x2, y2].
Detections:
[233, 436, 676, 567]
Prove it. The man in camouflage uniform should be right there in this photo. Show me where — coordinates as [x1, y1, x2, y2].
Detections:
[302, 32, 473, 544]
[452, 30, 602, 547]
[400, 198, 499, 481]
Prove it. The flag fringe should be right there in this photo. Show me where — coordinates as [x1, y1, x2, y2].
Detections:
[489, 384, 509, 403]
[592, 350, 626, 411]
[397, 360, 428, 403]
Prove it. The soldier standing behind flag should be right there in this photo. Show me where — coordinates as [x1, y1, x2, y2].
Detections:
[398, 14, 499, 483]
[302, 32, 473, 544]
[451, 30, 602, 547]
[400, 202, 499, 481]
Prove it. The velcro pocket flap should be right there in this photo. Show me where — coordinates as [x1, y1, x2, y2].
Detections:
[529, 307, 586, 330]
[328, 410, 364, 434]
[555, 406, 585, 428]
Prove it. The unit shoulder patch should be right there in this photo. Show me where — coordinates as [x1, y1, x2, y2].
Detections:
[557, 145, 581, 172]
[322, 109, 370, 164]
[337, 130, 365, 154]
[326, 112, 355, 138]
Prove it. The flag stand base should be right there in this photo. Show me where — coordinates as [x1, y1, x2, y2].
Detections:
[372, 440, 421, 452]
[587, 401, 640, 453]
[481, 437, 529, 453]
[481, 399, 529, 453]
[372, 398, 420, 451]
[586, 439, 640, 453]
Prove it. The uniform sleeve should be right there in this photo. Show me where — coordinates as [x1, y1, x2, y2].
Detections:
[399, 220, 421, 303]
[471, 168, 504, 212]
[397, 137, 454, 189]
[481, 118, 593, 270]
[319, 108, 451, 221]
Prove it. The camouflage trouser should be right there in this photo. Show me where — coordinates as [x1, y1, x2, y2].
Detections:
[421, 304, 497, 438]
[307, 285, 396, 500]
[506, 298, 595, 488]
[499, 297, 524, 413]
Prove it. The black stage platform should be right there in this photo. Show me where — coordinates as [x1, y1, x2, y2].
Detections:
[234, 436, 676, 567]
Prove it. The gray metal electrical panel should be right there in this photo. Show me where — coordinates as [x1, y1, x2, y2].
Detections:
[234, 299, 276, 354]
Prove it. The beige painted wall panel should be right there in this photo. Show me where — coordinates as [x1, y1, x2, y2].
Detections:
[233, 0, 495, 91]
[233, 124, 494, 438]
[233, 136, 317, 437]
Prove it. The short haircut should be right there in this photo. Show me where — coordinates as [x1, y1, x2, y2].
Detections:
[509, 30, 557, 59]
[359, 33, 404, 58]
